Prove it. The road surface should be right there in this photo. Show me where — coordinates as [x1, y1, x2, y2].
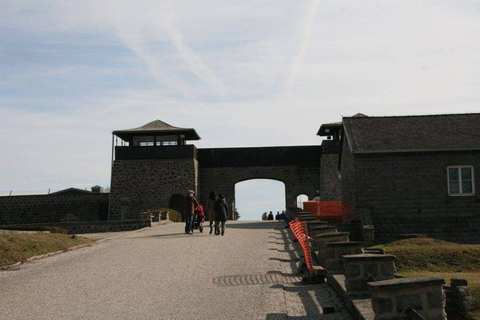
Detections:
[0, 220, 351, 319]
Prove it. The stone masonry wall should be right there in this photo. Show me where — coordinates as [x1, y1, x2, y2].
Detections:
[320, 154, 342, 201]
[341, 139, 356, 222]
[109, 158, 198, 220]
[354, 151, 480, 243]
[0, 193, 109, 225]
[198, 165, 320, 214]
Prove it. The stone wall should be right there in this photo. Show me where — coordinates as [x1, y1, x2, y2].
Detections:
[340, 139, 356, 222]
[319, 154, 342, 201]
[0, 193, 109, 225]
[198, 165, 320, 213]
[348, 151, 480, 243]
[62, 219, 151, 234]
[109, 158, 198, 220]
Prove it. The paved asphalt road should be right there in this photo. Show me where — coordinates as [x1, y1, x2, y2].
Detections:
[0, 220, 350, 320]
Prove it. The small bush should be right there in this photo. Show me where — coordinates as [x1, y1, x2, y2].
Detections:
[157, 208, 183, 222]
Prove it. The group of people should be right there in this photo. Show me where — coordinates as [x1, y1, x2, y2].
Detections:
[261, 210, 287, 221]
[184, 190, 229, 236]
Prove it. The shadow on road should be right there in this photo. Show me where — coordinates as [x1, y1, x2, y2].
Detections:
[264, 225, 350, 319]
[266, 282, 343, 319]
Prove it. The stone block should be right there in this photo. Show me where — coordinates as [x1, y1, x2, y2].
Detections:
[396, 294, 423, 312]
[364, 263, 379, 278]
[381, 263, 395, 277]
[372, 297, 393, 315]
[346, 279, 367, 292]
[324, 260, 344, 273]
[345, 263, 360, 277]
[427, 290, 444, 309]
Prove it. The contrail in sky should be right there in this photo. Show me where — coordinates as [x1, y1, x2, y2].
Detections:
[117, 27, 195, 100]
[284, 0, 320, 98]
[162, 21, 227, 99]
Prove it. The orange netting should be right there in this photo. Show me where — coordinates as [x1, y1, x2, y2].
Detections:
[289, 219, 313, 274]
[303, 201, 344, 224]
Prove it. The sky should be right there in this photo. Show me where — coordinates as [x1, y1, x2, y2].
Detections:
[1, 1, 480, 216]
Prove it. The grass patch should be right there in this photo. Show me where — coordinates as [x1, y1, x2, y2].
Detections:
[0, 233, 95, 268]
[373, 238, 480, 319]
[372, 238, 480, 273]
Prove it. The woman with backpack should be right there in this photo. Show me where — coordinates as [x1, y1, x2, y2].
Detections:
[214, 194, 229, 236]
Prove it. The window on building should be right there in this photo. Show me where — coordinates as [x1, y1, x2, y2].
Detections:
[133, 136, 154, 146]
[156, 135, 178, 146]
[447, 166, 475, 195]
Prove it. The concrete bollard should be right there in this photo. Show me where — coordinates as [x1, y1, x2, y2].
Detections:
[343, 254, 396, 298]
[320, 241, 364, 274]
[368, 277, 446, 320]
[310, 231, 350, 251]
[308, 225, 338, 238]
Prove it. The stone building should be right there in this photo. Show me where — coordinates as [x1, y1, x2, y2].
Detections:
[109, 120, 325, 221]
[0, 186, 109, 225]
[339, 113, 480, 243]
[109, 120, 201, 220]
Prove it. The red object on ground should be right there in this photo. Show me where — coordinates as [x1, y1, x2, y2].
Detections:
[303, 201, 343, 224]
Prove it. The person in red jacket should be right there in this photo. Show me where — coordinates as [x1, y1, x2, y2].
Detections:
[194, 204, 205, 233]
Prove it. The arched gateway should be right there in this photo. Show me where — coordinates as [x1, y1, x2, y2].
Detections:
[197, 147, 321, 212]
[108, 120, 322, 220]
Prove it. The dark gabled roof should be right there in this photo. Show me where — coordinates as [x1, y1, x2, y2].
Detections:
[343, 113, 480, 154]
[317, 121, 342, 136]
[49, 187, 92, 195]
[113, 120, 201, 141]
[317, 113, 368, 136]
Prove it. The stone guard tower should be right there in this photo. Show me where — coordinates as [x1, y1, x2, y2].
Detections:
[109, 120, 200, 220]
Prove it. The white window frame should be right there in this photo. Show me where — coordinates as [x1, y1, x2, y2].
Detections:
[447, 165, 475, 196]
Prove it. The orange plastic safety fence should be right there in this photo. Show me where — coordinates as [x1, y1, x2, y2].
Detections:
[303, 201, 344, 224]
[289, 219, 313, 274]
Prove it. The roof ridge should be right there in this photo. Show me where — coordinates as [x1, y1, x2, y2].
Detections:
[343, 112, 480, 120]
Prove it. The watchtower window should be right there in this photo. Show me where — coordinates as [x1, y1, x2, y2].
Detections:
[156, 135, 178, 146]
[133, 136, 154, 146]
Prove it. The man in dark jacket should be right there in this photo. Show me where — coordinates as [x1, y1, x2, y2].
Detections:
[184, 190, 199, 235]
[214, 194, 229, 236]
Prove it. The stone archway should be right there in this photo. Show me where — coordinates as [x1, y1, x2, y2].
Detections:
[169, 194, 185, 221]
[234, 179, 286, 220]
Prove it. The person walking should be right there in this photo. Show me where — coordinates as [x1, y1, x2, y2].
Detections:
[214, 194, 229, 236]
[207, 191, 217, 234]
[184, 190, 199, 235]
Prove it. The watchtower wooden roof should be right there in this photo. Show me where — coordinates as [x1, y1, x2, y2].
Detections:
[113, 120, 201, 141]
